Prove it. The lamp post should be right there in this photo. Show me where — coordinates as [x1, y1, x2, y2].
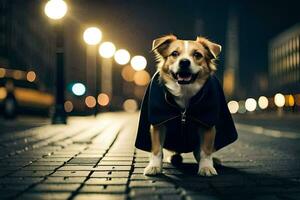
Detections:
[44, 0, 68, 124]
[83, 27, 102, 115]
[98, 42, 116, 111]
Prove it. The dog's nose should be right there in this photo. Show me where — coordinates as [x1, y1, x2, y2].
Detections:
[179, 59, 191, 68]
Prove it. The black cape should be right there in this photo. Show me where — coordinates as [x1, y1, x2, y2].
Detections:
[135, 72, 238, 153]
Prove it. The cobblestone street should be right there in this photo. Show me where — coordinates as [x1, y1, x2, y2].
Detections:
[0, 112, 300, 200]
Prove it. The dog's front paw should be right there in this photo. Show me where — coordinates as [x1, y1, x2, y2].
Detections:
[144, 164, 162, 176]
[143, 152, 162, 176]
[198, 165, 218, 176]
[198, 158, 218, 177]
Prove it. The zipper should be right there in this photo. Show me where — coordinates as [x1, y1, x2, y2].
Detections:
[181, 109, 187, 124]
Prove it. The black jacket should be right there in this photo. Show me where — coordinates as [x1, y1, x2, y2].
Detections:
[135, 72, 238, 153]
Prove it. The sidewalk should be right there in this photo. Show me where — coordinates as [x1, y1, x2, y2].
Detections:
[0, 112, 299, 200]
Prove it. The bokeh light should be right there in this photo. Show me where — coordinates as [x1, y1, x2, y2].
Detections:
[26, 71, 36, 82]
[97, 93, 110, 106]
[85, 96, 96, 108]
[44, 0, 68, 20]
[71, 83, 86, 96]
[13, 70, 23, 80]
[133, 70, 150, 86]
[131, 55, 147, 71]
[64, 101, 73, 112]
[288, 95, 295, 106]
[114, 49, 130, 65]
[0, 68, 6, 78]
[0, 87, 7, 100]
[295, 94, 300, 106]
[245, 98, 257, 112]
[123, 99, 138, 112]
[99, 42, 116, 58]
[121, 65, 135, 82]
[83, 27, 102, 45]
[227, 100, 239, 114]
[258, 96, 268, 109]
[274, 93, 285, 107]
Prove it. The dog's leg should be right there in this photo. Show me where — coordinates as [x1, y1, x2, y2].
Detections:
[197, 127, 218, 176]
[144, 125, 166, 176]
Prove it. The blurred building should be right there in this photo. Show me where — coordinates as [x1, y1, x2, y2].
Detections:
[269, 24, 300, 94]
[0, 0, 55, 91]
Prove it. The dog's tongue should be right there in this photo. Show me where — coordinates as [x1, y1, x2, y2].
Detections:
[177, 74, 192, 81]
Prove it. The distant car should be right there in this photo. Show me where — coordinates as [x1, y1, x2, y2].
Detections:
[0, 69, 54, 118]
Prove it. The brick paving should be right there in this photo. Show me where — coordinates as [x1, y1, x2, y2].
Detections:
[0, 113, 300, 200]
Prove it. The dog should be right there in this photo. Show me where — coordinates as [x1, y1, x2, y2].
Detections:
[135, 35, 238, 177]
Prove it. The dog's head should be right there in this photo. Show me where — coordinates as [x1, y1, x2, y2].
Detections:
[152, 35, 221, 85]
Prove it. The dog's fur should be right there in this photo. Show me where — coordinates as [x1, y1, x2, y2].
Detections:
[144, 35, 222, 176]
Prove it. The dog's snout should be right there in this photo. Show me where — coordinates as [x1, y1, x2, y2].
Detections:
[179, 59, 191, 68]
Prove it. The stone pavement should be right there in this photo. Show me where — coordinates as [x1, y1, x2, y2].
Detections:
[0, 112, 300, 200]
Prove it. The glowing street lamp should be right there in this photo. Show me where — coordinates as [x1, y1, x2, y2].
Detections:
[131, 55, 147, 71]
[83, 27, 102, 45]
[44, 0, 68, 124]
[114, 49, 130, 65]
[99, 42, 116, 108]
[99, 42, 116, 58]
[44, 0, 68, 20]
[83, 27, 102, 116]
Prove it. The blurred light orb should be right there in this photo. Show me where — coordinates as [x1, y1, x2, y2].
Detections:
[71, 83, 86, 96]
[0, 88, 7, 100]
[85, 96, 96, 108]
[258, 96, 268, 109]
[83, 27, 102, 45]
[274, 93, 285, 107]
[99, 42, 116, 58]
[114, 49, 130, 65]
[0, 68, 6, 78]
[64, 101, 73, 113]
[238, 101, 246, 114]
[245, 98, 257, 112]
[131, 55, 147, 71]
[123, 99, 138, 113]
[133, 70, 150, 86]
[26, 71, 36, 82]
[121, 65, 135, 82]
[288, 95, 295, 107]
[97, 93, 110, 106]
[13, 70, 23, 80]
[227, 100, 239, 114]
[44, 0, 68, 20]
[295, 94, 300, 106]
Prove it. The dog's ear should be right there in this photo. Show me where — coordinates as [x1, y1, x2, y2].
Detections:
[152, 35, 177, 56]
[196, 37, 222, 59]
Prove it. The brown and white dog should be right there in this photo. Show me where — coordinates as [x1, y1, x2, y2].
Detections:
[144, 35, 222, 176]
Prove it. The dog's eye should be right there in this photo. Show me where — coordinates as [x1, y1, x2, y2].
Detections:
[170, 51, 179, 58]
[193, 52, 203, 59]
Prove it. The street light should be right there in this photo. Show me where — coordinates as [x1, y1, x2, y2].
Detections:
[83, 27, 102, 45]
[83, 26, 102, 116]
[44, 0, 68, 124]
[131, 55, 147, 71]
[99, 42, 116, 111]
[99, 42, 116, 58]
[114, 49, 130, 65]
[44, 0, 67, 20]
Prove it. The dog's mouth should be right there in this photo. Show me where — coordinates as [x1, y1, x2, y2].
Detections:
[171, 71, 198, 84]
